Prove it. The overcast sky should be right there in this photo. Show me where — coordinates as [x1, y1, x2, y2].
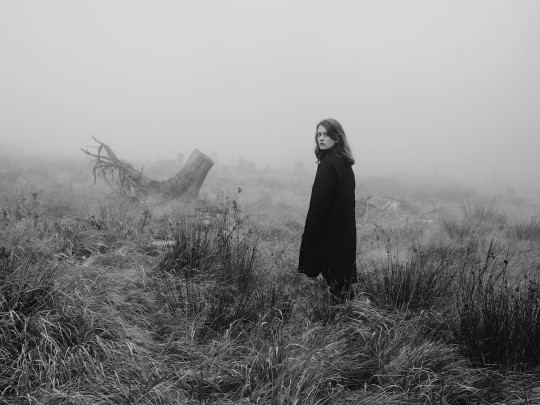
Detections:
[1, 1, 539, 187]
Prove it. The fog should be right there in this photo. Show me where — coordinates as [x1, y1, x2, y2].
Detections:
[1, 1, 539, 190]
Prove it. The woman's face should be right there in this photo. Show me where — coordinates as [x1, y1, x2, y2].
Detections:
[316, 125, 337, 150]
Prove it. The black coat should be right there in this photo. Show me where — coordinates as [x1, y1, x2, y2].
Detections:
[298, 149, 357, 282]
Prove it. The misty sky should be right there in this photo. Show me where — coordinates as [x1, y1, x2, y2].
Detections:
[1, 1, 539, 186]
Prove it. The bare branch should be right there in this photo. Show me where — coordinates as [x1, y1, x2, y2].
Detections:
[82, 138, 158, 195]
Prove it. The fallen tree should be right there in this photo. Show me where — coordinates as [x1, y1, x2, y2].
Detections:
[81, 137, 214, 200]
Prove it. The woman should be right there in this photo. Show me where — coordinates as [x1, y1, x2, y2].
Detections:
[298, 118, 357, 300]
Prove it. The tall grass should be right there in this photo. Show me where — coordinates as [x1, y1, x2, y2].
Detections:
[3, 174, 540, 403]
[456, 275, 540, 370]
[508, 216, 540, 241]
[459, 198, 506, 225]
[357, 244, 460, 312]
[0, 257, 113, 398]
[454, 241, 540, 370]
[154, 203, 293, 342]
[359, 227, 540, 373]
[442, 198, 507, 240]
[0, 197, 172, 403]
[441, 215, 474, 240]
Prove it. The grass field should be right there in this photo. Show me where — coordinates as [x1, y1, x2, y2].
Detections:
[1, 155, 540, 404]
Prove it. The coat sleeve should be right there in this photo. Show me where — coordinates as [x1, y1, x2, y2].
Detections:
[301, 159, 336, 245]
[298, 159, 337, 276]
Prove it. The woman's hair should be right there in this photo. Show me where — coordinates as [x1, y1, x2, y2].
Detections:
[314, 118, 355, 165]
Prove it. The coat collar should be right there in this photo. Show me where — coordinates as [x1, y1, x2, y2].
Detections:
[318, 145, 337, 162]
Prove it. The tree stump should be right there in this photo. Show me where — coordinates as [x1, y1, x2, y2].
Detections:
[161, 150, 215, 198]
[82, 137, 214, 200]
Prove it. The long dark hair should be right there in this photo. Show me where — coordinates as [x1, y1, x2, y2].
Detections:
[314, 118, 355, 165]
